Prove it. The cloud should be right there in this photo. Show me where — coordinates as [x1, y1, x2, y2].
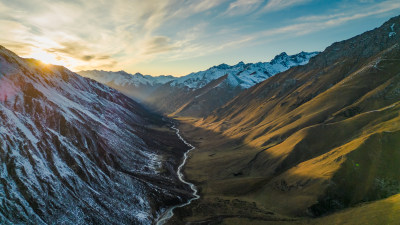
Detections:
[143, 36, 178, 55]
[261, 0, 312, 12]
[256, 0, 400, 39]
[0, 0, 176, 70]
[0, 0, 399, 76]
[0, 0, 232, 72]
[191, 0, 225, 13]
[167, 0, 400, 61]
[224, 0, 263, 16]
[169, 0, 228, 18]
[47, 42, 90, 56]
[81, 55, 95, 61]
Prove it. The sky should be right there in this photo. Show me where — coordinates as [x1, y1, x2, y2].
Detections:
[0, 0, 400, 76]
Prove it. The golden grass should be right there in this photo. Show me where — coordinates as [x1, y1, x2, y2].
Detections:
[170, 45, 400, 224]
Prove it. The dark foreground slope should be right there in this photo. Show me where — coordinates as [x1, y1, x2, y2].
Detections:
[171, 15, 400, 223]
[0, 46, 191, 224]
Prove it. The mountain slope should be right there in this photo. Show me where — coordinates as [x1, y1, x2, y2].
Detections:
[78, 70, 175, 101]
[146, 51, 318, 117]
[0, 46, 191, 224]
[172, 15, 400, 223]
[212, 193, 400, 225]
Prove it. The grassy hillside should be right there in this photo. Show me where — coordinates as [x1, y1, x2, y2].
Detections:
[221, 193, 400, 225]
[168, 16, 400, 224]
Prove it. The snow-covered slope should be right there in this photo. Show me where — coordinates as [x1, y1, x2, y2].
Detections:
[0, 46, 191, 225]
[170, 51, 319, 89]
[79, 70, 175, 87]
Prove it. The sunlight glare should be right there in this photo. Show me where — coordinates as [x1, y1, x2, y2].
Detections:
[27, 49, 65, 66]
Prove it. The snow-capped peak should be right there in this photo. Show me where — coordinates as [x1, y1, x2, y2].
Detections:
[170, 51, 319, 89]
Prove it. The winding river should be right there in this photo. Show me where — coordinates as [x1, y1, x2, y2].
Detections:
[155, 125, 200, 225]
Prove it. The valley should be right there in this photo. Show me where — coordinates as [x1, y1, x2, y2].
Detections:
[0, 3, 399, 224]
[156, 124, 199, 225]
[165, 118, 400, 224]
[161, 15, 400, 224]
[80, 52, 318, 118]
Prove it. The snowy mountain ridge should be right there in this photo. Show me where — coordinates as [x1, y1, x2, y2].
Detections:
[79, 70, 176, 87]
[79, 51, 318, 93]
[78, 51, 319, 118]
[170, 51, 319, 89]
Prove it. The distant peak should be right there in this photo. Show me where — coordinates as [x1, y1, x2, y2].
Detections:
[270, 51, 319, 65]
[117, 70, 131, 75]
[237, 61, 245, 66]
[133, 72, 144, 77]
[271, 52, 289, 63]
[277, 52, 288, 57]
[213, 63, 230, 70]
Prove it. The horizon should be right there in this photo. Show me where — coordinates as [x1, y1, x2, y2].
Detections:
[74, 50, 319, 77]
[1, 0, 400, 77]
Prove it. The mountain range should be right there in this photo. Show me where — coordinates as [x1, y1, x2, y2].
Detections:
[80, 51, 318, 117]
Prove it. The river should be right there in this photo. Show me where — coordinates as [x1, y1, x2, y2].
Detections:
[155, 125, 200, 225]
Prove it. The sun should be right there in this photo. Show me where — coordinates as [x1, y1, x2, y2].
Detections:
[23, 48, 84, 71]
[27, 49, 65, 66]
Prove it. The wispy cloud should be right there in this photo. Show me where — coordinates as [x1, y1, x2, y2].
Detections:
[245, 0, 400, 45]
[224, 0, 263, 16]
[142, 36, 178, 55]
[261, 0, 312, 12]
[190, 0, 226, 13]
[0, 0, 185, 71]
[0, 0, 399, 75]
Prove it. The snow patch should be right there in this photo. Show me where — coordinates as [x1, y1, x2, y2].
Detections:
[0, 105, 39, 144]
[389, 23, 396, 38]
[135, 212, 149, 221]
